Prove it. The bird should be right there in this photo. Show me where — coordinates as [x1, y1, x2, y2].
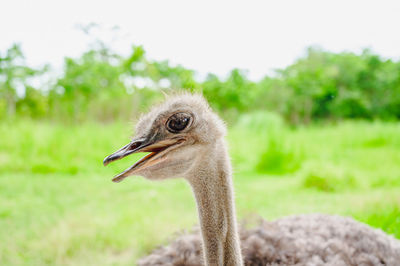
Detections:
[103, 93, 400, 266]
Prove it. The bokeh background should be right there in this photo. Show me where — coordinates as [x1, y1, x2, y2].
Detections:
[1, 0, 400, 265]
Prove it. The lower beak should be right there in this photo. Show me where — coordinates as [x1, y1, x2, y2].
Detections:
[103, 137, 184, 182]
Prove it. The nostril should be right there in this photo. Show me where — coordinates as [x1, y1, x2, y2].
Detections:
[128, 139, 146, 151]
[128, 142, 140, 150]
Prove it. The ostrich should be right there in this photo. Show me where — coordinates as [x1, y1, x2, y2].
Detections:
[103, 94, 400, 266]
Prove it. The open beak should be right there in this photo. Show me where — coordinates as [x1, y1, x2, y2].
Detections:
[103, 137, 185, 183]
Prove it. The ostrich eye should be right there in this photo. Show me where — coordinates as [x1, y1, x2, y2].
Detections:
[166, 113, 191, 133]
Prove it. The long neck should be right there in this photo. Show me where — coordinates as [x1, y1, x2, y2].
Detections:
[187, 139, 243, 266]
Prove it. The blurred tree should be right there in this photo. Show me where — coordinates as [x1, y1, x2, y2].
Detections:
[0, 44, 39, 118]
[1, 42, 400, 124]
[52, 48, 126, 121]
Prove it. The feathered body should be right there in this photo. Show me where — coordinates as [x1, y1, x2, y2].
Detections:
[139, 214, 400, 266]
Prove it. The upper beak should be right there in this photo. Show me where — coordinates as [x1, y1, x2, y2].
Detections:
[103, 138, 147, 167]
[103, 136, 185, 182]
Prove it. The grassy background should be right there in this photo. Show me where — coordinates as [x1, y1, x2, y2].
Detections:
[1, 115, 400, 265]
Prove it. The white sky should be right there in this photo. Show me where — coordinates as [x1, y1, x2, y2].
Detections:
[1, 0, 400, 80]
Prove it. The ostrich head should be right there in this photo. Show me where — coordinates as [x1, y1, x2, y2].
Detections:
[103, 94, 226, 182]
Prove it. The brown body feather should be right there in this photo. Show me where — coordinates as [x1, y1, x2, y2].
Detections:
[139, 214, 400, 266]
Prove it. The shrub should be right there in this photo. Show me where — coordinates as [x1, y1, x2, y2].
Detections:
[354, 203, 400, 239]
[256, 136, 302, 175]
[252, 114, 303, 175]
[301, 163, 357, 192]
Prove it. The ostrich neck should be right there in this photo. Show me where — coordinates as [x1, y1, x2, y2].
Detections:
[187, 139, 243, 266]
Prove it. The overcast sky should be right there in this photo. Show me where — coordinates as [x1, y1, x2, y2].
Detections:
[1, 0, 400, 80]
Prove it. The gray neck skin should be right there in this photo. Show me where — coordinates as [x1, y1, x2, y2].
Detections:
[186, 139, 243, 266]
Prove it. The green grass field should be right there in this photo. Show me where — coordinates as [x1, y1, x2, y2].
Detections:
[1, 115, 400, 265]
